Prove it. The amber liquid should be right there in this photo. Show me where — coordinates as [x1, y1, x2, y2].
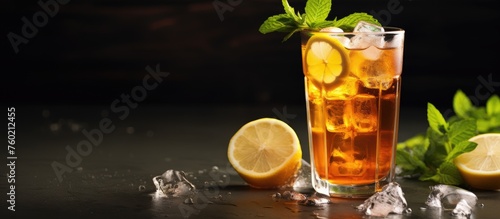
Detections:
[305, 47, 401, 186]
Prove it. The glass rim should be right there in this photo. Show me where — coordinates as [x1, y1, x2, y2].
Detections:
[302, 26, 404, 34]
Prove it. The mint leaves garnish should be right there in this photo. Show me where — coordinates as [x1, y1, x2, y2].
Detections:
[396, 90, 500, 185]
[453, 90, 500, 133]
[259, 0, 381, 41]
[304, 0, 331, 24]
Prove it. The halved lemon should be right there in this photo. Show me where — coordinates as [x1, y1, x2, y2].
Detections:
[455, 133, 500, 190]
[227, 118, 302, 188]
[304, 33, 350, 89]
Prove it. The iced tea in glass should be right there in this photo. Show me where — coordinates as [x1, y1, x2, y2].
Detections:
[302, 25, 404, 197]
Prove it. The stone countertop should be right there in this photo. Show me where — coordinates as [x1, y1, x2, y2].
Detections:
[3, 104, 499, 218]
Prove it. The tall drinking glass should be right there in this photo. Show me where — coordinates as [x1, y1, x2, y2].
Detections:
[302, 27, 405, 198]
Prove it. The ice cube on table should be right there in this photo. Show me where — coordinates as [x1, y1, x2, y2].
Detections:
[152, 169, 196, 197]
[300, 197, 330, 206]
[452, 199, 473, 217]
[425, 184, 477, 209]
[425, 184, 477, 217]
[298, 193, 331, 206]
[356, 182, 408, 217]
[281, 191, 307, 201]
[292, 159, 314, 193]
[273, 190, 331, 206]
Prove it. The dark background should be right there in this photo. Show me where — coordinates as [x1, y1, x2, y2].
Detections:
[1, 0, 499, 109]
[1, 2, 500, 218]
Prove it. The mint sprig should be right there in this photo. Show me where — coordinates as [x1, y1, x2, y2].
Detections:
[304, 0, 331, 25]
[259, 0, 381, 41]
[453, 90, 500, 132]
[396, 90, 500, 185]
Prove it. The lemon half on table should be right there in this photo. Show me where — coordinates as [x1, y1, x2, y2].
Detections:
[227, 118, 302, 189]
[455, 133, 500, 190]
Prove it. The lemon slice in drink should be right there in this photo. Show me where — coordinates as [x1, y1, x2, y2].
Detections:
[228, 118, 302, 188]
[455, 133, 500, 190]
[304, 34, 350, 89]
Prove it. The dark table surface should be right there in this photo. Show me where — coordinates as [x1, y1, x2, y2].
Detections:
[2, 104, 499, 219]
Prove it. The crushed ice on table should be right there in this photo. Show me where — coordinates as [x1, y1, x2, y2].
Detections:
[452, 199, 473, 217]
[356, 182, 409, 217]
[282, 191, 307, 201]
[292, 159, 314, 193]
[271, 159, 329, 206]
[298, 193, 331, 206]
[152, 170, 196, 197]
[138, 185, 146, 191]
[272, 190, 331, 206]
[425, 184, 477, 217]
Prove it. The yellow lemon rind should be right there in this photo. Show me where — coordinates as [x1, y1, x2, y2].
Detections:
[454, 133, 500, 190]
[227, 118, 302, 188]
[304, 33, 350, 90]
[455, 162, 500, 190]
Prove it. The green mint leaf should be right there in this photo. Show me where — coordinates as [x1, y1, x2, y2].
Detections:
[396, 136, 429, 177]
[397, 134, 426, 150]
[311, 20, 336, 29]
[418, 166, 437, 182]
[488, 116, 500, 132]
[259, 14, 297, 34]
[477, 119, 491, 133]
[419, 161, 463, 185]
[399, 89, 500, 185]
[396, 135, 426, 161]
[447, 141, 477, 162]
[259, 0, 383, 41]
[333, 12, 381, 32]
[491, 115, 500, 127]
[471, 108, 488, 120]
[435, 161, 463, 185]
[259, 0, 307, 41]
[282, 28, 303, 42]
[427, 103, 448, 135]
[304, 0, 331, 25]
[396, 148, 428, 176]
[395, 149, 417, 172]
[447, 119, 477, 146]
[298, 12, 307, 25]
[486, 94, 500, 116]
[477, 114, 500, 133]
[412, 141, 428, 160]
[282, 0, 300, 22]
[453, 90, 473, 118]
[424, 131, 446, 168]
